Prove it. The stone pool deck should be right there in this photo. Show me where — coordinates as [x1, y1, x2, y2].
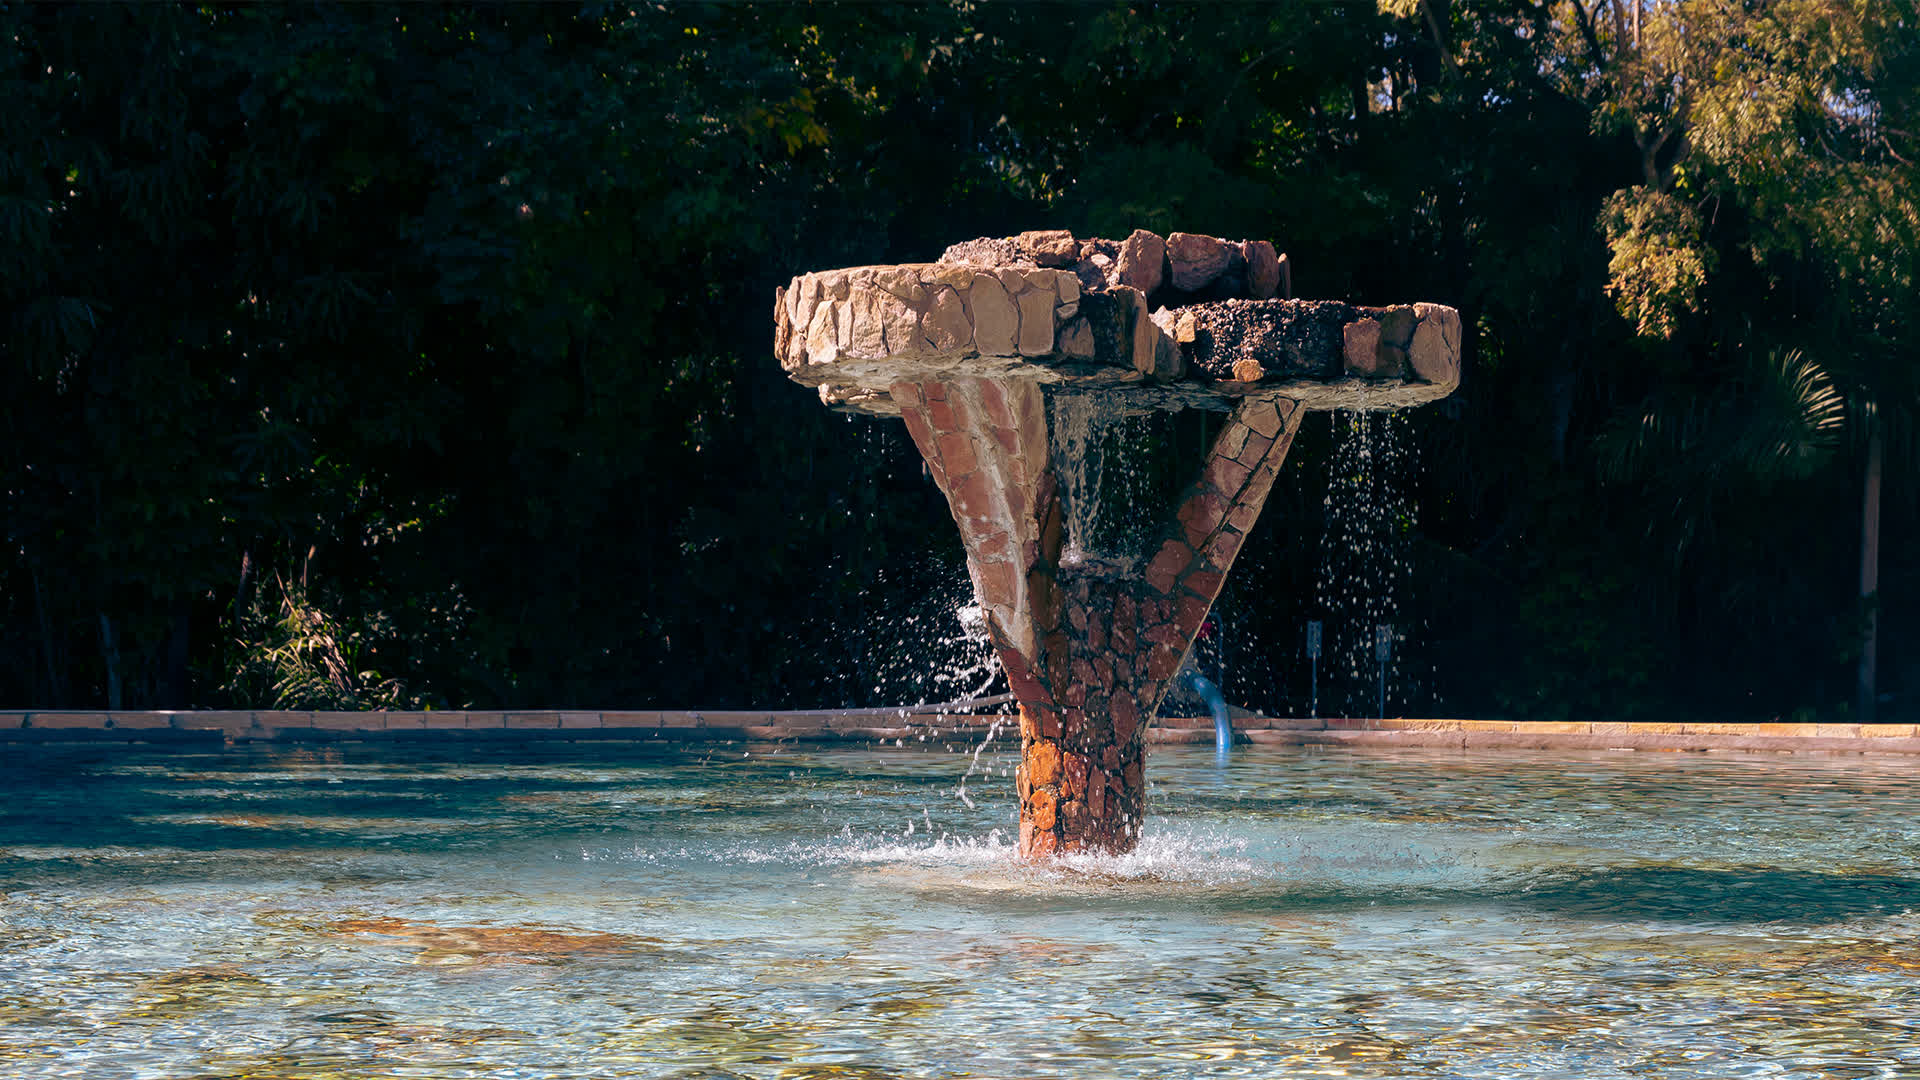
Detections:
[2, 711, 1917, 754]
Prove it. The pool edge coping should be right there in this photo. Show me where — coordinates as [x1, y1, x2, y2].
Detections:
[1, 711, 1916, 754]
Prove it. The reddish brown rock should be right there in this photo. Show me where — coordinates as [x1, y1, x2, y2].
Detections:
[1410, 303, 1462, 387]
[1018, 229, 1079, 267]
[1116, 229, 1166, 295]
[1167, 232, 1230, 292]
[1244, 241, 1282, 299]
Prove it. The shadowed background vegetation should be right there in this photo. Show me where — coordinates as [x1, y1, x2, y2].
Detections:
[2, 1, 1914, 721]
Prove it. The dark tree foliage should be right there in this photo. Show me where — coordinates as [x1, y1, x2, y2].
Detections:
[1, 1, 1912, 720]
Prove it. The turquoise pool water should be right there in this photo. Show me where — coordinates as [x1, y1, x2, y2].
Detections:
[4, 740, 1919, 1078]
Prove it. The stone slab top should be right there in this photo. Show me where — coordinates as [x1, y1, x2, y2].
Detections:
[774, 229, 1461, 417]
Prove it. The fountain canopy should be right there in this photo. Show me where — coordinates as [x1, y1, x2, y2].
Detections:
[776, 229, 1459, 417]
[776, 229, 1460, 857]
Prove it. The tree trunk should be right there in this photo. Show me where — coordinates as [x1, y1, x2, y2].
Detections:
[99, 612, 123, 710]
[31, 565, 66, 707]
[1857, 427, 1882, 723]
[162, 604, 191, 708]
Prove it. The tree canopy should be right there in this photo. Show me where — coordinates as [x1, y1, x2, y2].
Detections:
[2, 0, 1913, 721]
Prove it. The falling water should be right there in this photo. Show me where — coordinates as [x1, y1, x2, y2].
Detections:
[1316, 409, 1420, 717]
[1048, 391, 1172, 571]
[1050, 391, 1112, 567]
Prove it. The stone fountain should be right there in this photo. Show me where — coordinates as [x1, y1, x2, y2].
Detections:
[776, 229, 1459, 857]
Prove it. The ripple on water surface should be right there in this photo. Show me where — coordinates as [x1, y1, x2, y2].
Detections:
[3, 742, 1920, 1078]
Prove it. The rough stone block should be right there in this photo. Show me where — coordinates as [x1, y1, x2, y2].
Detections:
[1060, 317, 1095, 359]
[1111, 695, 1138, 745]
[1177, 490, 1227, 537]
[1183, 569, 1224, 599]
[1167, 232, 1229, 292]
[1016, 287, 1055, 356]
[1410, 304, 1462, 386]
[1240, 401, 1284, 439]
[1202, 529, 1241, 570]
[1204, 456, 1252, 498]
[1173, 593, 1211, 637]
[925, 392, 960, 432]
[1027, 788, 1058, 831]
[879, 292, 918, 353]
[922, 286, 973, 351]
[1117, 229, 1165, 295]
[970, 274, 1018, 355]
[805, 300, 838, 365]
[1343, 318, 1382, 375]
[1144, 541, 1192, 594]
[1029, 740, 1062, 786]
[1244, 240, 1281, 298]
[1377, 305, 1417, 348]
[1057, 272, 1080, 304]
[935, 431, 978, 477]
[875, 267, 927, 305]
[1018, 229, 1078, 266]
[1235, 432, 1275, 467]
[846, 290, 887, 359]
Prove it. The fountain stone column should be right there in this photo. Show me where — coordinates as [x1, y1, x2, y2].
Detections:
[776, 230, 1460, 857]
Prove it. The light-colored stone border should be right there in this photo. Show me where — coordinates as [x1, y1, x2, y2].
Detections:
[1, 711, 1916, 753]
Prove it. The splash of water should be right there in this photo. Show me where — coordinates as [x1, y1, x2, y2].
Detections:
[596, 823, 1475, 897]
[953, 713, 1010, 810]
[803, 560, 1005, 709]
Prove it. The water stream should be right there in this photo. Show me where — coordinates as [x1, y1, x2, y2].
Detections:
[1317, 409, 1421, 717]
[1048, 392, 1175, 573]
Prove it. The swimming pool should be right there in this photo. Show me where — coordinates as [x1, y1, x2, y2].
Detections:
[4, 740, 1918, 1078]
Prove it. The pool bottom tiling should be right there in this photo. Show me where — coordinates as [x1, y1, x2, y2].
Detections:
[3, 740, 1918, 1078]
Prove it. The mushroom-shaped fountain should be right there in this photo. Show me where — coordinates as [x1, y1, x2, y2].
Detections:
[776, 229, 1460, 857]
